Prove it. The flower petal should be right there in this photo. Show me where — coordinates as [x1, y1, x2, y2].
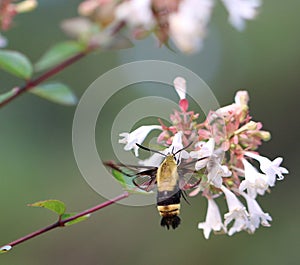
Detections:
[198, 198, 225, 239]
[173, 77, 186, 100]
[221, 0, 261, 31]
[138, 152, 165, 167]
[115, 0, 154, 28]
[169, 0, 214, 53]
[241, 192, 272, 232]
[119, 125, 162, 156]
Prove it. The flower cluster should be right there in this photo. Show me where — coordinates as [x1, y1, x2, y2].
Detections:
[119, 77, 288, 238]
[75, 0, 262, 54]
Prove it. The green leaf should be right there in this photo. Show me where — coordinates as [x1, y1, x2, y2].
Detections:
[61, 213, 90, 226]
[111, 169, 150, 194]
[0, 245, 12, 254]
[28, 200, 66, 216]
[30, 82, 77, 105]
[34, 41, 85, 72]
[111, 169, 127, 188]
[0, 50, 33, 79]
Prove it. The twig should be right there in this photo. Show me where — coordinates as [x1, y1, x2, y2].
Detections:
[0, 49, 89, 108]
[0, 191, 129, 250]
[0, 21, 125, 108]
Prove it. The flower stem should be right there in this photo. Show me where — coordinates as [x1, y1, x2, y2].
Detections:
[0, 49, 89, 108]
[0, 21, 125, 109]
[1, 191, 129, 249]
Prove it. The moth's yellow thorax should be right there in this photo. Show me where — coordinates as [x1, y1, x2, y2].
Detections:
[157, 155, 178, 191]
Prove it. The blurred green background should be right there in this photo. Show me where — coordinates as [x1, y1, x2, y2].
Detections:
[1, 0, 299, 264]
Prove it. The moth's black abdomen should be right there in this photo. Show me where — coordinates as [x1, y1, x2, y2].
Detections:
[157, 189, 181, 229]
[160, 216, 181, 230]
[157, 189, 181, 205]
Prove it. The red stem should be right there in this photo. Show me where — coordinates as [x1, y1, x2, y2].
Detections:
[2, 191, 129, 249]
[0, 50, 89, 108]
[0, 21, 125, 109]
[61, 191, 129, 224]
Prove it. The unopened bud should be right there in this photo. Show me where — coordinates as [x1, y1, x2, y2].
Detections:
[256, 131, 271, 141]
[78, 0, 98, 16]
[179, 98, 189, 112]
[15, 0, 37, 13]
[235, 90, 249, 106]
[235, 121, 257, 134]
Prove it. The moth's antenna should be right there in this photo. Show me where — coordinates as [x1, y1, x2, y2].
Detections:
[136, 143, 167, 157]
[173, 141, 193, 156]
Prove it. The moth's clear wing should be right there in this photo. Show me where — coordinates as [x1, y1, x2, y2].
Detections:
[133, 174, 157, 192]
[104, 161, 157, 192]
[177, 158, 207, 190]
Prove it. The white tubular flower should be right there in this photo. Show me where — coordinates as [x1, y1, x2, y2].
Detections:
[240, 158, 269, 198]
[234, 90, 250, 106]
[190, 138, 215, 170]
[244, 152, 289, 185]
[198, 198, 226, 239]
[166, 131, 187, 153]
[169, 0, 214, 53]
[138, 152, 165, 167]
[165, 131, 190, 162]
[221, 186, 250, 236]
[138, 131, 188, 167]
[221, 0, 261, 31]
[190, 138, 231, 188]
[119, 125, 162, 156]
[216, 90, 249, 116]
[115, 0, 154, 29]
[207, 155, 231, 188]
[241, 192, 272, 233]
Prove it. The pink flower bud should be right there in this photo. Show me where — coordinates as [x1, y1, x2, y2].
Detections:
[179, 98, 189, 112]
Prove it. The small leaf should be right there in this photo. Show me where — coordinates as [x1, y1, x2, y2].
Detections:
[28, 200, 66, 215]
[111, 169, 127, 188]
[30, 82, 77, 105]
[0, 50, 33, 79]
[0, 245, 12, 254]
[105, 162, 150, 194]
[111, 169, 150, 194]
[61, 213, 90, 226]
[34, 41, 85, 72]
